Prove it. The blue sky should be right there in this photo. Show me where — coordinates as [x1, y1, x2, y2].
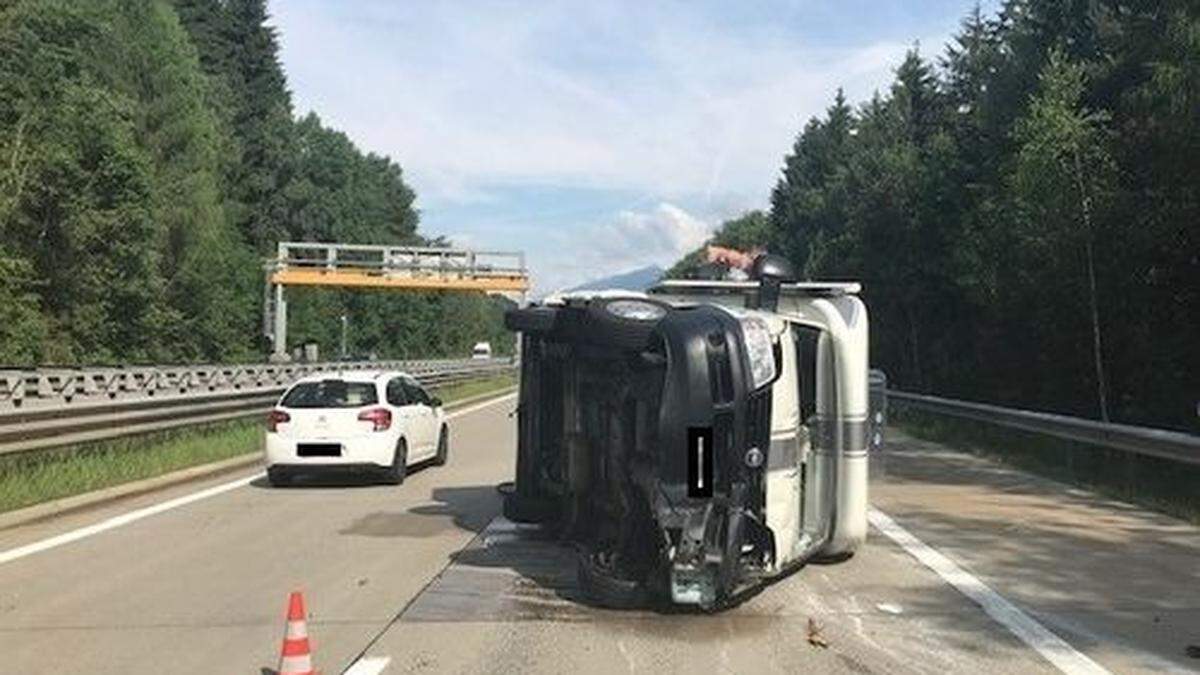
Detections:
[269, 0, 994, 293]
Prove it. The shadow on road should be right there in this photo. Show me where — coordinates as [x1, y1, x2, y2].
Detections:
[333, 484, 501, 540]
[409, 484, 504, 534]
[247, 459, 440, 490]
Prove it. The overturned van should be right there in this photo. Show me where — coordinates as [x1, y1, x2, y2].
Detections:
[502, 257, 870, 609]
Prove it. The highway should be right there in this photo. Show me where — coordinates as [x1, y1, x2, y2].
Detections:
[0, 393, 1197, 674]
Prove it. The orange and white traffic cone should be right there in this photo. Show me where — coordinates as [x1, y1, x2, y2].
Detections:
[278, 591, 316, 675]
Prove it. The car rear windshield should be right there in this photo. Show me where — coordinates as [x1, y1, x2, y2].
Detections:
[281, 380, 378, 408]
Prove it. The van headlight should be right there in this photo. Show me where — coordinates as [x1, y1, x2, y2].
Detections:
[738, 315, 776, 389]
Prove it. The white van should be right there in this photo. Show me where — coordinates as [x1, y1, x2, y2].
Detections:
[502, 254, 870, 609]
[471, 341, 492, 359]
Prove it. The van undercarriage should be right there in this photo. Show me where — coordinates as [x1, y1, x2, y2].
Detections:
[505, 299, 785, 608]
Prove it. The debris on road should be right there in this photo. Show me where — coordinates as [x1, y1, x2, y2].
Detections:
[876, 602, 903, 615]
[1185, 644, 1200, 659]
[807, 617, 830, 648]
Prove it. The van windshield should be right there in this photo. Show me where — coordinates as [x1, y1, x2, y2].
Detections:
[281, 380, 378, 408]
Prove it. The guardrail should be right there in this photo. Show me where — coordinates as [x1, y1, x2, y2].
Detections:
[0, 358, 515, 457]
[887, 389, 1200, 466]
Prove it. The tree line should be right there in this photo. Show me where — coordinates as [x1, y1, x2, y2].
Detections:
[0, 0, 511, 366]
[671, 0, 1198, 431]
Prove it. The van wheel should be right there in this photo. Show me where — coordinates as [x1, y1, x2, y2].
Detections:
[433, 426, 449, 466]
[811, 550, 855, 564]
[577, 548, 646, 609]
[498, 481, 557, 524]
[267, 467, 292, 487]
[384, 439, 408, 485]
[585, 301, 666, 350]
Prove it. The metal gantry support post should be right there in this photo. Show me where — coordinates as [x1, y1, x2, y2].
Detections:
[272, 282, 288, 362]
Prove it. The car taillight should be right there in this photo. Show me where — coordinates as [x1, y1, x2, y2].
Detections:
[266, 409, 290, 432]
[358, 407, 392, 432]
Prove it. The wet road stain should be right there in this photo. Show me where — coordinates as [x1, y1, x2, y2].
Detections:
[399, 515, 773, 636]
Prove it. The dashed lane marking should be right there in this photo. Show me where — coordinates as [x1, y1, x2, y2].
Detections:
[343, 655, 391, 675]
[868, 507, 1110, 675]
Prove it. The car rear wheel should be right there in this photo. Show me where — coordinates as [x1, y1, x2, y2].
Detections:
[384, 439, 408, 485]
[433, 426, 449, 466]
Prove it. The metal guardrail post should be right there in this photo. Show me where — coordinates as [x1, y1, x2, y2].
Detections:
[868, 369, 887, 451]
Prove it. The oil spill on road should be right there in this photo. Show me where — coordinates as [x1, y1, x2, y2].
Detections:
[396, 515, 771, 638]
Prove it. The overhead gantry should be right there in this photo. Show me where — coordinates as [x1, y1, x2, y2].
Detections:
[263, 242, 530, 360]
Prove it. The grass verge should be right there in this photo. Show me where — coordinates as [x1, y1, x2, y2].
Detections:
[0, 420, 260, 514]
[0, 372, 517, 515]
[431, 371, 516, 403]
[893, 404, 1200, 524]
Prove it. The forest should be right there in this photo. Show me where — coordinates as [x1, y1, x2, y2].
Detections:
[671, 0, 1198, 431]
[0, 0, 512, 366]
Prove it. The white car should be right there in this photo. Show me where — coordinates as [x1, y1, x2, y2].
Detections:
[264, 371, 448, 486]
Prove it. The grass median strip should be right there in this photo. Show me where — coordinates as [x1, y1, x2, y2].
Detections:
[0, 372, 516, 515]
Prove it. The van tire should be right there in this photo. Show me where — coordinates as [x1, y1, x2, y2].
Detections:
[498, 481, 556, 523]
[577, 549, 646, 609]
[584, 300, 667, 350]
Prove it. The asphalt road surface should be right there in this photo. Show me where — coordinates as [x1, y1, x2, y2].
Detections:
[0, 393, 1197, 674]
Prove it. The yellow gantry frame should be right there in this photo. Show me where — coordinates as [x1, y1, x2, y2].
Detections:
[265, 242, 530, 359]
[269, 267, 529, 292]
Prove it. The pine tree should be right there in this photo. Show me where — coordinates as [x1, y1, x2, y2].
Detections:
[221, 0, 297, 251]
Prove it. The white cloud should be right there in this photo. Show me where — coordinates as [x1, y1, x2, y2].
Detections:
[271, 2, 913, 209]
[535, 201, 713, 293]
[599, 203, 711, 265]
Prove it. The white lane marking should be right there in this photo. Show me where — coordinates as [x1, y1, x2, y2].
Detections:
[0, 392, 517, 567]
[344, 655, 391, 675]
[868, 508, 1110, 675]
[0, 474, 259, 565]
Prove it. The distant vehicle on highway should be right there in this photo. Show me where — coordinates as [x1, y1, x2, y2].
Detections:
[264, 371, 448, 486]
[503, 254, 870, 610]
[471, 341, 492, 359]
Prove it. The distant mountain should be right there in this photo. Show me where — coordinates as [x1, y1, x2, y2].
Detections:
[567, 265, 664, 293]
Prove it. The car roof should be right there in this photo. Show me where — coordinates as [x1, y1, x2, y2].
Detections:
[292, 370, 411, 385]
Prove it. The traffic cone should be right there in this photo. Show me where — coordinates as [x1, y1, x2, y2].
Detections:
[278, 591, 316, 675]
